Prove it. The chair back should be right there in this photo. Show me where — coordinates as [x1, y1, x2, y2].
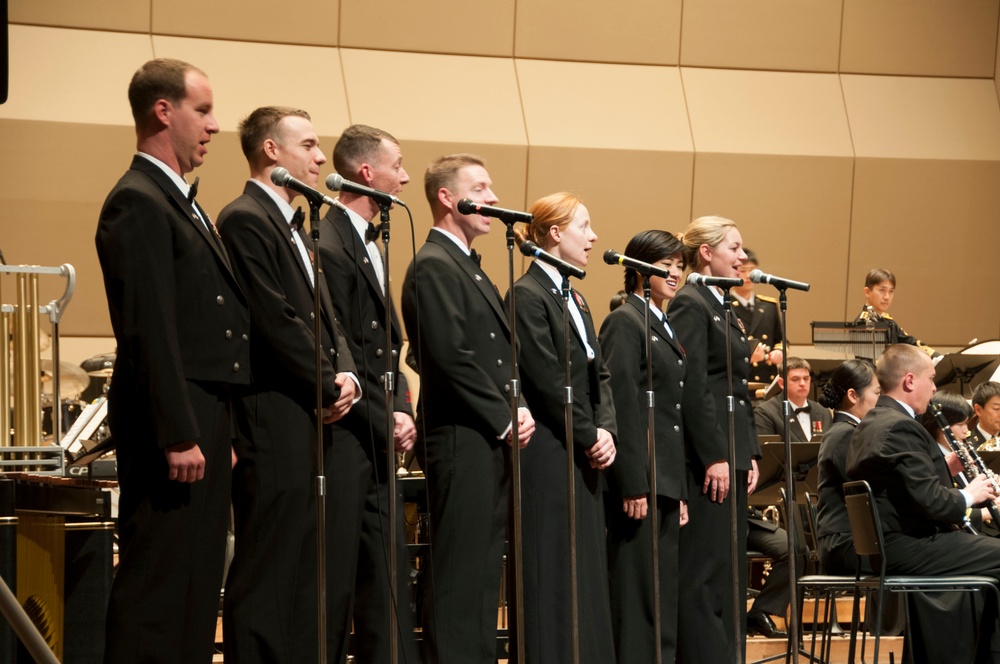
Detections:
[843, 480, 886, 576]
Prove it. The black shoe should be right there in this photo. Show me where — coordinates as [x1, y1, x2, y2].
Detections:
[747, 611, 788, 639]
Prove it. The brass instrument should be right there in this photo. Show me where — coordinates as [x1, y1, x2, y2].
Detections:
[977, 435, 1000, 452]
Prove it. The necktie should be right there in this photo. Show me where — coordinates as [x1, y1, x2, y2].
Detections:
[366, 222, 381, 244]
[290, 207, 305, 233]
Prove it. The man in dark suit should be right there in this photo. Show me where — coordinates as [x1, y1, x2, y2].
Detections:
[847, 344, 1000, 662]
[732, 249, 783, 384]
[216, 106, 359, 664]
[318, 124, 418, 663]
[402, 154, 535, 664]
[970, 381, 1000, 451]
[95, 59, 250, 664]
[753, 357, 832, 441]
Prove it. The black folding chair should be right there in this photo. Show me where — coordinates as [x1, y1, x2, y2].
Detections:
[843, 480, 1000, 663]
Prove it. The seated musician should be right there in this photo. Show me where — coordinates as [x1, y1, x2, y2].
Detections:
[970, 381, 1000, 451]
[854, 268, 940, 360]
[753, 357, 832, 441]
[847, 344, 1000, 663]
[920, 391, 997, 533]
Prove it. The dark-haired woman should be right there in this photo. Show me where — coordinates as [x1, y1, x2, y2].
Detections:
[599, 230, 688, 663]
[815, 359, 879, 574]
[668, 215, 759, 663]
[508, 192, 616, 663]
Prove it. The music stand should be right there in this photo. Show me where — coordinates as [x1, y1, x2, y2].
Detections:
[934, 354, 998, 397]
[749, 440, 821, 507]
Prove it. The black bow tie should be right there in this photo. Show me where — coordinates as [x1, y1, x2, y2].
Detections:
[187, 176, 199, 204]
[470, 249, 482, 266]
[290, 207, 304, 233]
[793, 407, 810, 416]
[366, 222, 381, 244]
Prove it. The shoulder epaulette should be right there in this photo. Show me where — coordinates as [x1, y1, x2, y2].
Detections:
[757, 294, 778, 304]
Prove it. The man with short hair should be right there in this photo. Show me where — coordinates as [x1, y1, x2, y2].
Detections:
[318, 124, 418, 663]
[216, 106, 359, 664]
[96, 59, 250, 664]
[753, 357, 832, 441]
[971, 381, 1000, 451]
[854, 268, 939, 359]
[402, 154, 535, 664]
[847, 344, 1000, 662]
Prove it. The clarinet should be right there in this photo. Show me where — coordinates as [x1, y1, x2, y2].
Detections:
[960, 432, 1000, 526]
[929, 402, 996, 532]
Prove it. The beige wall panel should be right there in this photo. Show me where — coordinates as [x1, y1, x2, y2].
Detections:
[525, 146, 694, 330]
[0, 121, 138, 337]
[340, 0, 513, 56]
[848, 158, 1000, 346]
[682, 68, 853, 157]
[843, 75, 1000, 161]
[517, 60, 691, 151]
[680, 0, 842, 72]
[690, 153, 855, 345]
[341, 49, 526, 145]
[151, 0, 338, 47]
[150, 36, 349, 135]
[840, 0, 998, 77]
[514, 0, 681, 65]
[10, 0, 149, 33]
[0, 26, 150, 125]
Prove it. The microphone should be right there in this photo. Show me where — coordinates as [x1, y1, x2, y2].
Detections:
[748, 269, 810, 292]
[271, 167, 346, 211]
[686, 272, 744, 289]
[602, 250, 670, 280]
[520, 241, 585, 280]
[325, 173, 400, 207]
[457, 199, 533, 224]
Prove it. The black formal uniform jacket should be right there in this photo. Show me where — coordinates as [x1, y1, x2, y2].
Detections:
[216, 182, 353, 407]
[510, 261, 617, 454]
[753, 395, 833, 441]
[733, 293, 782, 383]
[599, 294, 686, 501]
[846, 395, 967, 537]
[853, 307, 939, 358]
[402, 230, 516, 435]
[668, 283, 760, 472]
[318, 206, 412, 464]
[815, 412, 858, 541]
[96, 155, 251, 447]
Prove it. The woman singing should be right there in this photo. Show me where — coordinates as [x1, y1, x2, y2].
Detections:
[508, 192, 617, 662]
[599, 229, 688, 663]
[668, 215, 759, 663]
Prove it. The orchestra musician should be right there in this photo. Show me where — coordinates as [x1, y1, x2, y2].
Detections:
[970, 381, 1000, 451]
[732, 249, 783, 384]
[854, 268, 940, 360]
[847, 344, 1000, 664]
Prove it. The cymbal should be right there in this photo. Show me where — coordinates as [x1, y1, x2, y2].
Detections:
[40, 359, 90, 398]
[81, 353, 116, 377]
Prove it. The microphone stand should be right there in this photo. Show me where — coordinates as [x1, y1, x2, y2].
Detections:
[777, 288, 800, 664]
[307, 200, 328, 664]
[503, 222, 526, 664]
[721, 285, 742, 664]
[559, 274, 580, 664]
[640, 276, 662, 664]
[376, 201, 402, 664]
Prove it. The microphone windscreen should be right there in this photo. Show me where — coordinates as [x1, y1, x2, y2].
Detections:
[519, 240, 538, 257]
[325, 173, 344, 192]
[602, 249, 620, 265]
[686, 272, 701, 285]
[456, 198, 476, 215]
[270, 167, 290, 186]
[748, 269, 765, 284]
